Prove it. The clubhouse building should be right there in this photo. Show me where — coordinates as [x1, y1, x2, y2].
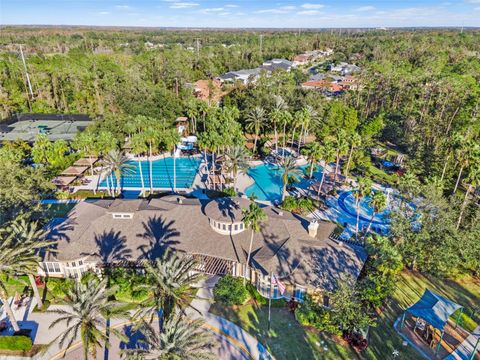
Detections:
[43, 196, 367, 301]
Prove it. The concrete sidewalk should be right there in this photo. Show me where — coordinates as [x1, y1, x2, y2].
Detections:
[188, 276, 274, 360]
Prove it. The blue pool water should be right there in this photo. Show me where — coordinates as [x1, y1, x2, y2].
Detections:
[99, 157, 202, 190]
[245, 163, 323, 202]
[337, 190, 393, 225]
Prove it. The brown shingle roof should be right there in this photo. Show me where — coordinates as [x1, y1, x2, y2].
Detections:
[46, 197, 366, 291]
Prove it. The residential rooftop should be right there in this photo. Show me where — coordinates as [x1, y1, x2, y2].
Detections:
[46, 196, 367, 291]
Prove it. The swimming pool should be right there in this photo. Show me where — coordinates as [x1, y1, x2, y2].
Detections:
[99, 157, 202, 190]
[245, 162, 323, 202]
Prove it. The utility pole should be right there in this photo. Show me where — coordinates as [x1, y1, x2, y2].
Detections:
[19, 45, 34, 99]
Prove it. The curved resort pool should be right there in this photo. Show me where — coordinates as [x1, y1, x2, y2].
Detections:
[245, 162, 323, 202]
[99, 157, 202, 191]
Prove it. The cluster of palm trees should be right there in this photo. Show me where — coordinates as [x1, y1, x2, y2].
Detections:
[0, 215, 213, 359]
[0, 217, 55, 332]
[245, 96, 318, 155]
[47, 251, 213, 359]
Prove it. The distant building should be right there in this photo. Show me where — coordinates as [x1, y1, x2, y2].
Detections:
[261, 58, 293, 72]
[0, 113, 92, 142]
[330, 62, 361, 76]
[218, 68, 262, 84]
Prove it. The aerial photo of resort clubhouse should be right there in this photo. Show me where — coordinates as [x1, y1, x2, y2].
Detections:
[0, 20, 479, 360]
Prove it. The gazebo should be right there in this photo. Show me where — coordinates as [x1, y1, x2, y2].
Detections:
[400, 289, 463, 355]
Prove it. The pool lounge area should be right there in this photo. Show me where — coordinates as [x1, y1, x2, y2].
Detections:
[98, 156, 202, 191]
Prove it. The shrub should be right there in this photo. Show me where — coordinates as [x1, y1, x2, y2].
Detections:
[213, 275, 249, 305]
[0, 336, 32, 351]
[246, 283, 267, 305]
[295, 295, 340, 335]
[281, 197, 314, 215]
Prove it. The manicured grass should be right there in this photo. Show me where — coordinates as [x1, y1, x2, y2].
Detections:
[209, 302, 359, 360]
[365, 271, 479, 360]
[0, 336, 32, 351]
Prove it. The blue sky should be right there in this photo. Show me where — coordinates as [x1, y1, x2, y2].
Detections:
[1, 1, 480, 28]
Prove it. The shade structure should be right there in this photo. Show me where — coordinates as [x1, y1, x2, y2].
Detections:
[73, 157, 98, 167]
[52, 176, 76, 187]
[405, 289, 462, 330]
[61, 166, 88, 176]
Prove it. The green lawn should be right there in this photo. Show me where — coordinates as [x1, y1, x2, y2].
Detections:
[210, 271, 479, 360]
[365, 271, 480, 360]
[209, 302, 359, 360]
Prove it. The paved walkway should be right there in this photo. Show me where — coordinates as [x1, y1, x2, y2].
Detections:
[444, 325, 480, 360]
[187, 276, 274, 360]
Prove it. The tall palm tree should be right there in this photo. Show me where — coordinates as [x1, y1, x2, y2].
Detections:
[242, 202, 267, 284]
[333, 130, 349, 191]
[365, 191, 387, 235]
[225, 145, 250, 190]
[48, 279, 128, 360]
[279, 156, 302, 202]
[345, 132, 362, 176]
[103, 150, 136, 197]
[353, 178, 372, 239]
[122, 314, 214, 360]
[143, 127, 159, 194]
[135, 251, 203, 329]
[316, 142, 336, 198]
[0, 218, 56, 331]
[280, 110, 293, 150]
[131, 133, 148, 197]
[453, 137, 477, 193]
[6, 218, 55, 309]
[245, 106, 265, 154]
[270, 95, 287, 152]
[301, 142, 322, 179]
[297, 106, 316, 152]
[162, 129, 181, 193]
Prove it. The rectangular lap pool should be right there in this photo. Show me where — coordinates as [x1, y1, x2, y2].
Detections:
[99, 157, 202, 190]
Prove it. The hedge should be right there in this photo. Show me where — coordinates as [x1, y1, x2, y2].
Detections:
[213, 275, 249, 305]
[0, 336, 32, 351]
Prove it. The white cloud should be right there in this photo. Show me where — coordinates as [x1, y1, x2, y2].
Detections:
[465, 0, 480, 3]
[225, 4, 239, 8]
[255, 6, 296, 14]
[355, 6, 376, 12]
[301, 3, 324, 9]
[98, 11, 110, 15]
[170, 2, 199, 9]
[297, 10, 322, 15]
[202, 7, 225, 12]
[115, 5, 131, 10]
[218, 12, 231, 16]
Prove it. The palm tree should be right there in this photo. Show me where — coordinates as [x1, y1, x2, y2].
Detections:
[297, 106, 316, 152]
[333, 130, 349, 190]
[131, 133, 148, 197]
[225, 145, 249, 190]
[453, 136, 477, 193]
[316, 142, 336, 198]
[279, 156, 302, 202]
[456, 162, 480, 230]
[162, 128, 181, 193]
[245, 106, 265, 154]
[242, 202, 267, 284]
[280, 110, 293, 149]
[6, 218, 55, 309]
[122, 314, 214, 360]
[102, 150, 136, 197]
[135, 251, 203, 329]
[270, 95, 287, 152]
[345, 132, 362, 176]
[143, 127, 159, 194]
[72, 131, 96, 176]
[353, 178, 372, 239]
[301, 142, 322, 179]
[48, 278, 128, 360]
[365, 191, 387, 235]
[0, 218, 56, 331]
